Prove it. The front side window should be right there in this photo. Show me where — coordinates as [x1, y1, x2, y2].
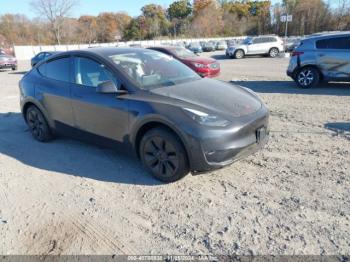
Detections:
[108, 50, 200, 89]
[74, 57, 119, 88]
[38, 57, 70, 82]
[253, 38, 263, 44]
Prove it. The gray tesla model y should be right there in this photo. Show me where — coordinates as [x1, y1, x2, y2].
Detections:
[19, 47, 269, 182]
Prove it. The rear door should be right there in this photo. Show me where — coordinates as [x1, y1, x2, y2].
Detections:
[315, 36, 350, 80]
[70, 55, 130, 142]
[35, 56, 74, 126]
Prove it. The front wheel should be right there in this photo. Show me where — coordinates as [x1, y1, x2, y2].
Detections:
[234, 50, 244, 59]
[295, 67, 320, 88]
[26, 105, 53, 142]
[139, 128, 189, 183]
[269, 48, 279, 58]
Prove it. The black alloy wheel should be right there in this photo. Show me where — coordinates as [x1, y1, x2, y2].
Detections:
[26, 106, 52, 142]
[140, 128, 189, 182]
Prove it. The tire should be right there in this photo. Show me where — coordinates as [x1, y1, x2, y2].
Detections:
[295, 67, 320, 88]
[139, 128, 189, 183]
[26, 105, 53, 142]
[12, 66, 17, 71]
[234, 49, 244, 59]
[269, 47, 279, 58]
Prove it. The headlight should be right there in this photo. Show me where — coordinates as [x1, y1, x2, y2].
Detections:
[193, 63, 207, 68]
[0, 57, 7, 61]
[183, 108, 230, 127]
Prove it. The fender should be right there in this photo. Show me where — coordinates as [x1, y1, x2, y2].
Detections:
[130, 114, 194, 163]
[21, 97, 56, 130]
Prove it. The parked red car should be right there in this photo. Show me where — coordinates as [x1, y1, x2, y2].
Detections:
[148, 46, 220, 78]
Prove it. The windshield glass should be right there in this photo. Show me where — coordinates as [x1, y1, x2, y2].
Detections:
[190, 43, 200, 47]
[242, 38, 252, 44]
[171, 47, 195, 58]
[108, 50, 200, 89]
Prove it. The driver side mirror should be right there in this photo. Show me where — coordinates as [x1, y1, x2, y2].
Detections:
[96, 80, 125, 94]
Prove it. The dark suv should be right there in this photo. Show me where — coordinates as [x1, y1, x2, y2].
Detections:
[19, 48, 269, 182]
[287, 32, 350, 88]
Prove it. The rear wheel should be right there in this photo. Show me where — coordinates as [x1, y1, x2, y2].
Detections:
[26, 105, 52, 142]
[234, 49, 244, 59]
[12, 66, 17, 71]
[139, 128, 189, 183]
[295, 67, 320, 88]
[269, 48, 279, 58]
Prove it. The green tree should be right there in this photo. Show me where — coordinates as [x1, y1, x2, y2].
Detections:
[168, 0, 192, 20]
[167, 0, 192, 36]
[123, 18, 141, 41]
[141, 4, 170, 38]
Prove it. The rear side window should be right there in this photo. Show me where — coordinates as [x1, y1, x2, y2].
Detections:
[37, 57, 70, 82]
[316, 37, 350, 49]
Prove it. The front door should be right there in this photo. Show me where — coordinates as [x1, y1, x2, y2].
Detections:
[247, 38, 263, 54]
[70, 56, 130, 142]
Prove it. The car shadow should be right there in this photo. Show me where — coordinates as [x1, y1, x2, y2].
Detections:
[210, 54, 229, 60]
[9, 71, 28, 75]
[0, 112, 162, 186]
[210, 54, 265, 60]
[232, 80, 350, 96]
[324, 122, 350, 133]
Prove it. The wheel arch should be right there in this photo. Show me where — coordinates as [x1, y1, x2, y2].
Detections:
[234, 49, 245, 55]
[132, 120, 191, 163]
[294, 64, 324, 80]
[22, 100, 55, 128]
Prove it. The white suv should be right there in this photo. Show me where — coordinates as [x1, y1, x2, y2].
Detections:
[226, 36, 284, 59]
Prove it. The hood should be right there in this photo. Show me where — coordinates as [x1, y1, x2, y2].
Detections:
[182, 56, 216, 65]
[151, 78, 262, 119]
[228, 44, 245, 50]
[0, 55, 16, 61]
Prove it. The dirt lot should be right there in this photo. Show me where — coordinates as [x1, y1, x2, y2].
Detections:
[0, 52, 349, 255]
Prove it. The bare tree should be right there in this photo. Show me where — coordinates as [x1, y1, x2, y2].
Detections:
[30, 0, 78, 45]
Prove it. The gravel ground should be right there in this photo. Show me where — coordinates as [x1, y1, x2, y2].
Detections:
[0, 52, 349, 256]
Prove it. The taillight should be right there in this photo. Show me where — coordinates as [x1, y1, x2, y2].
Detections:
[292, 51, 304, 57]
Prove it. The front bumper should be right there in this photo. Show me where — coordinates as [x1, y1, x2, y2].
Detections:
[0, 62, 17, 69]
[187, 106, 269, 172]
[226, 49, 236, 57]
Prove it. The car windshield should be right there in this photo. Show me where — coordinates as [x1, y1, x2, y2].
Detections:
[171, 47, 195, 58]
[242, 38, 252, 44]
[190, 43, 200, 47]
[108, 50, 200, 89]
